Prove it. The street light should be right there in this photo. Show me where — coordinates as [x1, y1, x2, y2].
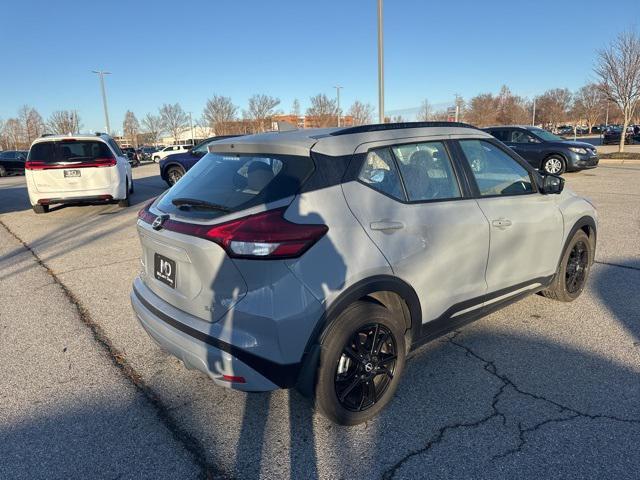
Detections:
[92, 70, 112, 134]
[334, 85, 343, 127]
[188, 112, 194, 145]
[377, 0, 384, 123]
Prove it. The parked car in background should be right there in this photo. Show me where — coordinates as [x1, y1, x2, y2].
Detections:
[0, 150, 28, 176]
[25, 133, 133, 213]
[602, 126, 634, 145]
[131, 121, 597, 425]
[138, 146, 159, 162]
[122, 147, 141, 167]
[152, 145, 191, 162]
[483, 125, 599, 174]
[159, 135, 240, 186]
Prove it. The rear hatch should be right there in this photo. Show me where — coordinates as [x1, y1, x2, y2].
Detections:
[27, 139, 116, 193]
[137, 150, 318, 323]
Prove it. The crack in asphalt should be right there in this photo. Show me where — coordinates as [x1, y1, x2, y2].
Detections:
[0, 220, 227, 480]
[381, 331, 640, 479]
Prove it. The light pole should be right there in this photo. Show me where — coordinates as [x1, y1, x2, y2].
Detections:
[532, 97, 536, 126]
[188, 112, 194, 145]
[377, 0, 384, 123]
[92, 70, 112, 134]
[334, 86, 343, 126]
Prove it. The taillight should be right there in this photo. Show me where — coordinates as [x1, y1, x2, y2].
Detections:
[138, 200, 157, 223]
[205, 208, 328, 259]
[139, 206, 328, 259]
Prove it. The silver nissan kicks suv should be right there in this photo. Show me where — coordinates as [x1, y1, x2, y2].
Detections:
[131, 122, 597, 425]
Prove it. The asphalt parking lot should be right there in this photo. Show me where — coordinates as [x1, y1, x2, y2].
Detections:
[1, 162, 639, 479]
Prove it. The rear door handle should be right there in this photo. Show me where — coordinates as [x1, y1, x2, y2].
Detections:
[491, 218, 512, 229]
[370, 221, 404, 231]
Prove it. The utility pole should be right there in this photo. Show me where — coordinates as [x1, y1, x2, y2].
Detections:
[334, 86, 343, 127]
[377, 0, 384, 123]
[532, 97, 536, 126]
[188, 112, 194, 145]
[92, 70, 112, 134]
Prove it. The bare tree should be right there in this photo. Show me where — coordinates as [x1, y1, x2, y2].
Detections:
[159, 103, 189, 143]
[18, 106, 44, 145]
[348, 100, 374, 125]
[142, 113, 163, 147]
[244, 94, 280, 132]
[465, 93, 498, 126]
[46, 110, 81, 135]
[306, 94, 338, 127]
[291, 98, 301, 118]
[573, 83, 606, 134]
[536, 88, 572, 128]
[595, 30, 640, 152]
[203, 95, 238, 135]
[416, 99, 432, 121]
[123, 110, 140, 147]
[495, 86, 529, 125]
[2, 118, 22, 149]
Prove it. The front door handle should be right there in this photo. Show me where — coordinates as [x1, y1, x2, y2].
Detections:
[492, 218, 512, 229]
[370, 221, 404, 231]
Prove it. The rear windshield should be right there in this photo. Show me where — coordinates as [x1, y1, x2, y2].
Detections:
[28, 140, 114, 164]
[157, 152, 314, 219]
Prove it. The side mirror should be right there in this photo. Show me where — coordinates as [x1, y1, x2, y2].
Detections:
[541, 174, 564, 194]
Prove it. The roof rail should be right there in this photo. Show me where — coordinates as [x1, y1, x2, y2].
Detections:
[330, 121, 479, 136]
[40, 133, 55, 138]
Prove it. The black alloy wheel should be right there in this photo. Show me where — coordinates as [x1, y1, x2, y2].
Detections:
[334, 323, 397, 412]
[565, 240, 589, 294]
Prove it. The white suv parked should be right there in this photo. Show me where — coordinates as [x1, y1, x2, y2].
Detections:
[25, 133, 133, 214]
[152, 145, 191, 162]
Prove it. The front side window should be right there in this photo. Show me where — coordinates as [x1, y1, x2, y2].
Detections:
[358, 148, 404, 200]
[459, 140, 533, 196]
[510, 130, 537, 144]
[391, 142, 461, 201]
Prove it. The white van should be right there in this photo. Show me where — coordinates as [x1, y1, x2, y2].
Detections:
[25, 133, 133, 214]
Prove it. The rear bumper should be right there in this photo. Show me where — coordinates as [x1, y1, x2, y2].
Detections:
[37, 194, 114, 205]
[130, 277, 302, 391]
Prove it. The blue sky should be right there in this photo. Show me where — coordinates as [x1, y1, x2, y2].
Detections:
[1, 0, 636, 132]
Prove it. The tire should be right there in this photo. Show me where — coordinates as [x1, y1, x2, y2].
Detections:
[153, 156, 160, 163]
[542, 155, 565, 175]
[118, 178, 131, 208]
[314, 300, 406, 425]
[540, 229, 592, 302]
[166, 165, 186, 186]
[33, 204, 49, 214]
[0, 166, 6, 177]
[129, 178, 135, 194]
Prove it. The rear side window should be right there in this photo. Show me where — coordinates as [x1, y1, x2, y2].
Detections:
[28, 140, 113, 164]
[358, 148, 404, 200]
[157, 152, 314, 219]
[459, 140, 533, 196]
[487, 129, 508, 142]
[391, 142, 461, 201]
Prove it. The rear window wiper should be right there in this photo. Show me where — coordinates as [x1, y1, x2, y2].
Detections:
[171, 197, 231, 212]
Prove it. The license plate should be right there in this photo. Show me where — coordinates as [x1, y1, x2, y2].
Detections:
[64, 169, 81, 178]
[154, 253, 176, 289]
